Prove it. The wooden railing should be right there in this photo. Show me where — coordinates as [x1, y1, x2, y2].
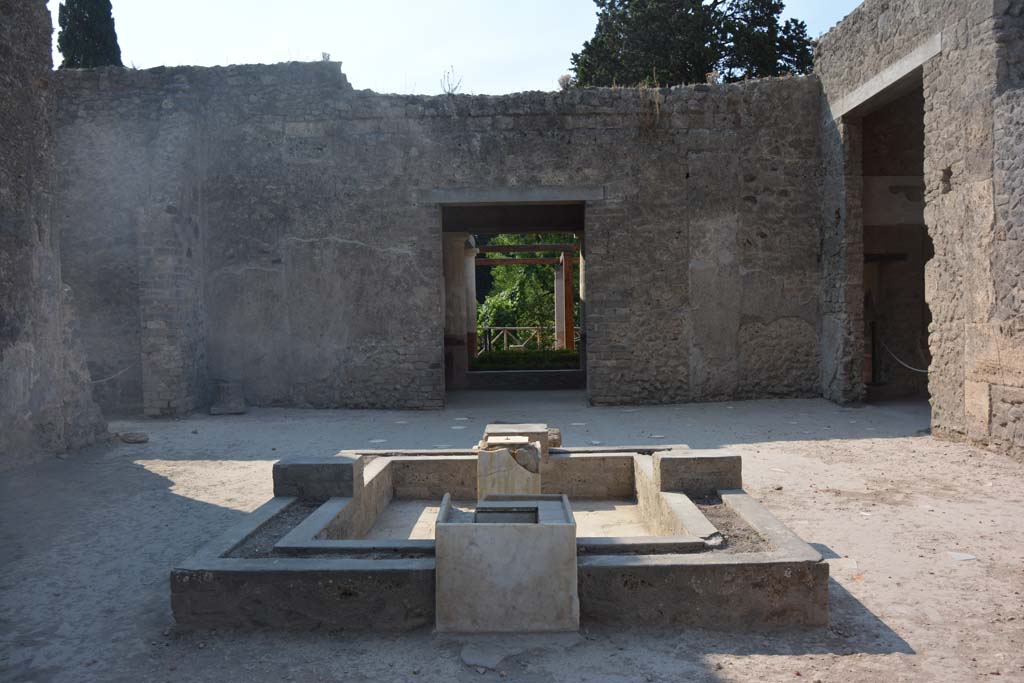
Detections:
[477, 326, 580, 354]
[478, 327, 553, 353]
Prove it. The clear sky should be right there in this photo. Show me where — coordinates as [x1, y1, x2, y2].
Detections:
[47, 0, 863, 94]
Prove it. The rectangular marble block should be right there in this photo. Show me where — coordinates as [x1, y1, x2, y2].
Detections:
[435, 494, 579, 633]
[272, 453, 362, 500]
[483, 423, 552, 457]
[477, 448, 541, 500]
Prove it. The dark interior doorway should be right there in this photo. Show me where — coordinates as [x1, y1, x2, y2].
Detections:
[859, 79, 934, 401]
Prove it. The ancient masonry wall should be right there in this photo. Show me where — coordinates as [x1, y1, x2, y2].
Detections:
[0, 0, 106, 463]
[53, 70, 210, 416]
[53, 66, 824, 410]
[816, 0, 1024, 455]
[990, 86, 1024, 454]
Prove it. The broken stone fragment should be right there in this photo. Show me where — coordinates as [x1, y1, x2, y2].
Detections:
[481, 423, 556, 459]
[477, 446, 541, 499]
[510, 442, 541, 474]
[119, 432, 149, 444]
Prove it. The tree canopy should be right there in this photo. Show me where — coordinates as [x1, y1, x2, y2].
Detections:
[476, 233, 580, 338]
[57, 0, 123, 69]
[570, 0, 814, 87]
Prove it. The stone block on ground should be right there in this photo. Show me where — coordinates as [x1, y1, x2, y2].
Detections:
[119, 432, 149, 444]
[273, 453, 362, 499]
[655, 450, 742, 496]
[482, 423, 554, 458]
[209, 380, 247, 415]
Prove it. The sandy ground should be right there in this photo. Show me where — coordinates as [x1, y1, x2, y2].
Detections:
[1, 390, 1023, 683]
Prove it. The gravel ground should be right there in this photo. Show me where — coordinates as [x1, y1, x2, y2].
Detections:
[1, 391, 1022, 682]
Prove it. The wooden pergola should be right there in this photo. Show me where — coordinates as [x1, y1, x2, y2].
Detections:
[476, 244, 580, 351]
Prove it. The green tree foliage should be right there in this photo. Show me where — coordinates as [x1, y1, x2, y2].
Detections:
[570, 0, 814, 87]
[723, 0, 813, 80]
[57, 0, 123, 69]
[774, 15, 814, 75]
[476, 234, 580, 339]
[570, 0, 725, 87]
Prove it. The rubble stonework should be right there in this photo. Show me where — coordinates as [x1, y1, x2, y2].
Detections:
[815, 0, 1024, 455]
[0, 0, 107, 463]
[1, 0, 1021, 458]
[51, 66, 824, 411]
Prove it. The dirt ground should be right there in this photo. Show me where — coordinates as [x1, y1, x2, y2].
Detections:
[2, 391, 1022, 683]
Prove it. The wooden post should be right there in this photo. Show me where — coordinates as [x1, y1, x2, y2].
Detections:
[561, 252, 575, 351]
[554, 264, 565, 349]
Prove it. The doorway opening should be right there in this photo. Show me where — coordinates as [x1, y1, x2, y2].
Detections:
[441, 203, 585, 391]
[859, 79, 933, 402]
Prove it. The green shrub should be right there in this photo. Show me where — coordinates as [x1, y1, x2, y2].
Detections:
[471, 349, 580, 371]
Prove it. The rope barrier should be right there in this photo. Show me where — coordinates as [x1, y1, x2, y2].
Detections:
[880, 339, 929, 374]
[90, 361, 138, 383]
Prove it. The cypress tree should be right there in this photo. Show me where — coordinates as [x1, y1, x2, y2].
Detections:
[571, 0, 728, 88]
[571, 0, 815, 87]
[722, 0, 814, 80]
[57, 0, 124, 69]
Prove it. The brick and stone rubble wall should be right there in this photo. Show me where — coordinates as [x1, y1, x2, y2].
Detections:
[987, 3, 1024, 457]
[817, 0, 1024, 456]
[53, 68, 212, 416]
[198, 65, 442, 409]
[0, 0, 106, 463]
[137, 155, 208, 417]
[54, 113, 144, 415]
[817, 111, 864, 404]
[53, 65, 824, 410]
[584, 80, 822, 403]
[996, 1, 1024, 91]
[988, 86, 1024, 455]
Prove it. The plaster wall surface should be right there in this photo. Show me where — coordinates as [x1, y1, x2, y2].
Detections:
[52, 68, 823, 410]
[0, 0, 106, 463]
[816, 0, 1024, 455]
[443, 232, 471, 389]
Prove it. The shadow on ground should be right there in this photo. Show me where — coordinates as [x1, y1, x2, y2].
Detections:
[98, 393, 934, 463]
[2, 393, 938, 682]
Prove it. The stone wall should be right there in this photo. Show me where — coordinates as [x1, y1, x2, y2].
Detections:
[988, 86, 1024, 454]
[0, 0, 106, 464]
[442, 232, 472, 389]
[53, 67, 824, 410]
[585, 81, 822, 403]
[816, 0, 1024, 455]
[52, 68, 211, 416]
[56, 122, 143, 415]
[987, 5, 1024, 456]
[136, 113, 208, 417]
